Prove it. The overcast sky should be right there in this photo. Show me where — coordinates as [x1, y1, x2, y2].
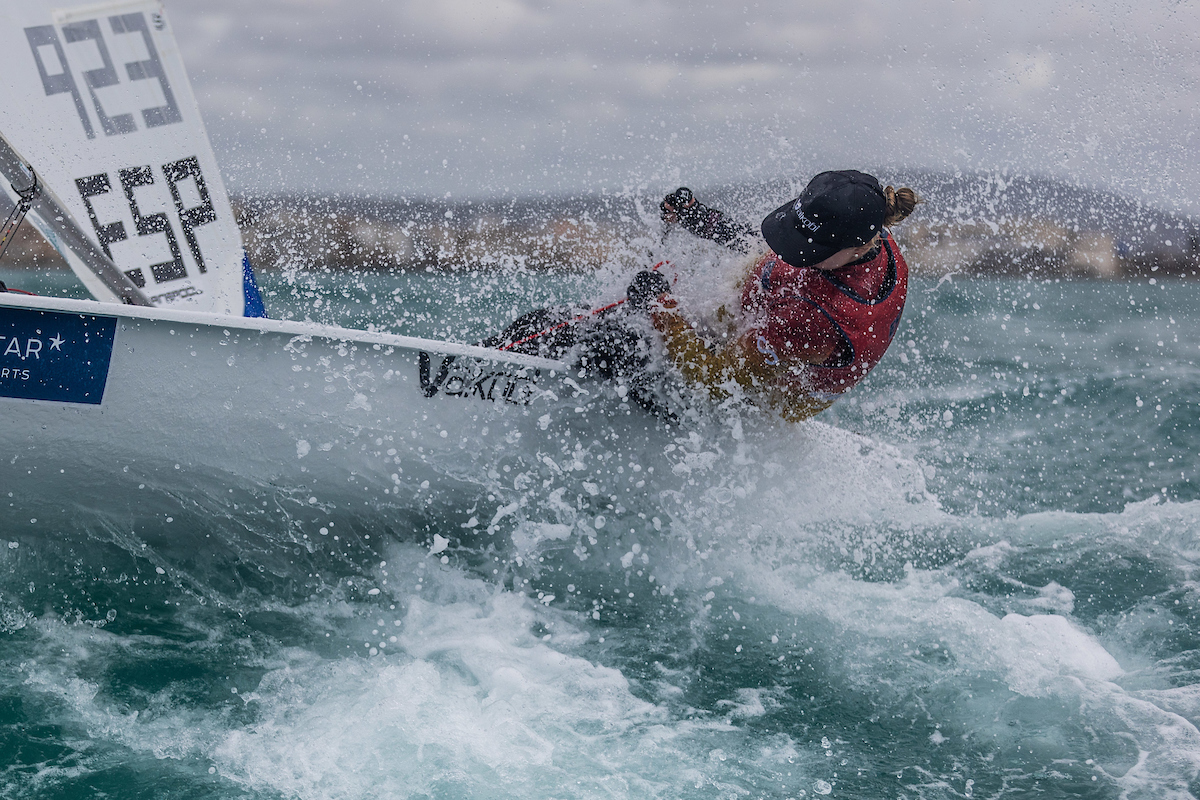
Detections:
[167, 0, 1200, 213]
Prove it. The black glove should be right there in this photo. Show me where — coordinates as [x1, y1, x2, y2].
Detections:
[626, 270, 671, 310]
[660, 187, 695, 221]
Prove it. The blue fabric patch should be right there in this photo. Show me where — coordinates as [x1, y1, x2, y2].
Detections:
[242, 252, 268, 319]
[0, 306, 116, 405]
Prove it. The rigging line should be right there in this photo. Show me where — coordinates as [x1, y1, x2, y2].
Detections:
[0, 166, 38, 263]
[497, 299, 625, 352]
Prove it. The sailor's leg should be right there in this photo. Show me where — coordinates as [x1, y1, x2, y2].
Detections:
[479, 307, 580, 358]
[577, 315, 676, 418]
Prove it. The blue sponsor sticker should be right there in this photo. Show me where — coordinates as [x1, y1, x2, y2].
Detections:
[0, 306, 117, 405]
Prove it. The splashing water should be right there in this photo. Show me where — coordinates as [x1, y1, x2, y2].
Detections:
[4, 229, 1200, 800]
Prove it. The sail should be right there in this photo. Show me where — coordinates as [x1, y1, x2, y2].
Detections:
[0, 0, 262, 316]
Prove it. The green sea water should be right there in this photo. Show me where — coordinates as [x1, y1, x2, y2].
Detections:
[3, 260, 1200, 800]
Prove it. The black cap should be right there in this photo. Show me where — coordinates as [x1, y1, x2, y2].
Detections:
[761, 170, 886, 268]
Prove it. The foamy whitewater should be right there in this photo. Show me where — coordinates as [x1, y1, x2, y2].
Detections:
[4, 233, 1200, 799]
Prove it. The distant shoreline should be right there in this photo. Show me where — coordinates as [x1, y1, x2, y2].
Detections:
[4, 171, 1198, 280]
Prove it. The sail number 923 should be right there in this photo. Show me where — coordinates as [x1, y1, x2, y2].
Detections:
[25, 11, 180, 141]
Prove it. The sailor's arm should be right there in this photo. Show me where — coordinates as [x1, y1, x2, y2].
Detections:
[660, 188, 756, 252]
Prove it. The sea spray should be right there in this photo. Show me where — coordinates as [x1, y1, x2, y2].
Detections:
[6, 267, 1200, 798]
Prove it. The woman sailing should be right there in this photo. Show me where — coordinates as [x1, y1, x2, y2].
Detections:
[487, 169, 921, 422]
[635, 170, 922, 421]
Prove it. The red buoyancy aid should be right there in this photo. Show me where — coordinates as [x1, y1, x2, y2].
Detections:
[741, 233, 908, 399]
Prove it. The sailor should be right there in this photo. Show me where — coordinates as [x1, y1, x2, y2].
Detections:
[630, 170, 921, 421]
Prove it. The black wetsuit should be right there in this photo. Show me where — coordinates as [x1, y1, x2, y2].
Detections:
[481, 306, 668, 416]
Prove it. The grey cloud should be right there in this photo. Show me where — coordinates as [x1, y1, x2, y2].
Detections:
[166, 0, 1200, 212]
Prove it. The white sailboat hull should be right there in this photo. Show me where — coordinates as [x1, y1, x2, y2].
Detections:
[1, 294, 581, 517]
